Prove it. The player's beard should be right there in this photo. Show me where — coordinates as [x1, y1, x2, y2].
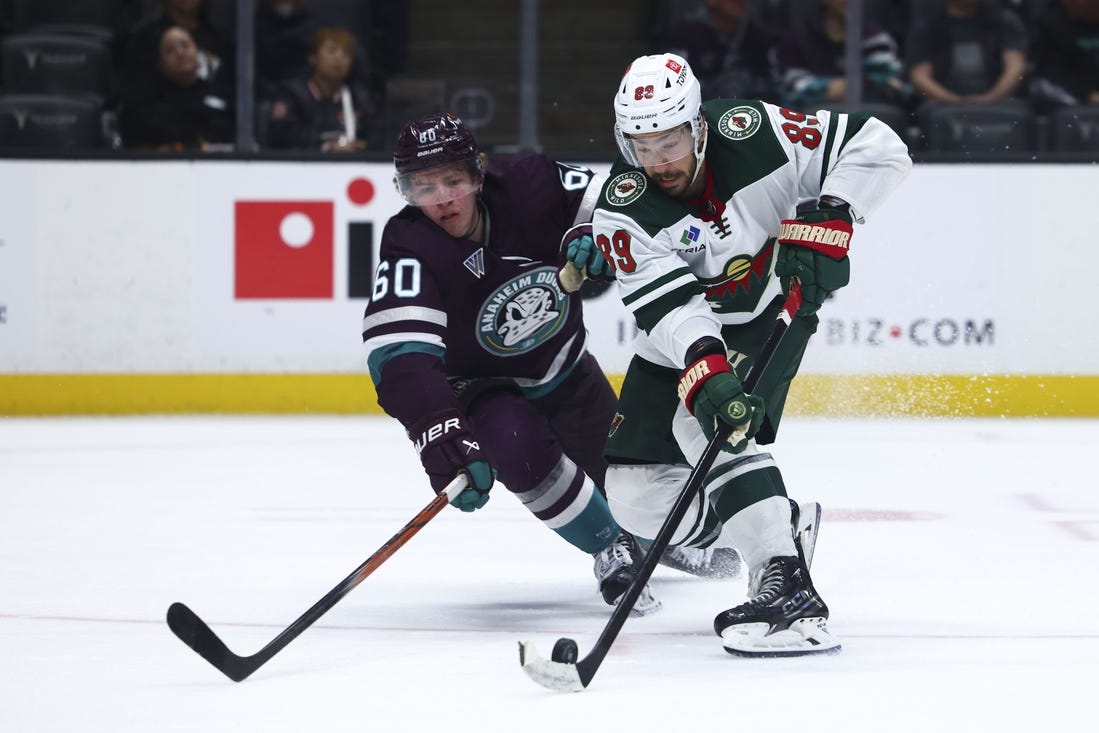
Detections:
[650, 169, 689, 198]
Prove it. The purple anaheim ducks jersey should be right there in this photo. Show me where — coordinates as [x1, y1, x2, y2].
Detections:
[362, 153, 602, 427]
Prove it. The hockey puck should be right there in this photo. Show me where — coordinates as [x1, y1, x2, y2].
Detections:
[551, 638, 578, 664]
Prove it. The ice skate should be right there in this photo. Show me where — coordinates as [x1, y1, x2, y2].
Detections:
[659, 545, 742, 579]
[713, 555, 840, 656]
[592, 531, 661, 616]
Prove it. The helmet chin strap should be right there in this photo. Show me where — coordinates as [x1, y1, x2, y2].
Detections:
[459, 198, 486, 241]
[685, 122, 709, 194]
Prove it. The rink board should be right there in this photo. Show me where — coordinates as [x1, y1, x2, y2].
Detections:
[1, 160, 1096, 416]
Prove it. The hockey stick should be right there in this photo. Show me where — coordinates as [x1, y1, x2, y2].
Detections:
[167, 474, 468, 682]
[519, 280, 803, 692]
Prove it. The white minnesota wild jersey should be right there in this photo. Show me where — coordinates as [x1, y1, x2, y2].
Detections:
[592, 98, 911, 370]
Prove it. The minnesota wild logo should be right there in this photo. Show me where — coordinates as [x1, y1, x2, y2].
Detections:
[717, 106, 762, 141]
[606, 171, 647, 206]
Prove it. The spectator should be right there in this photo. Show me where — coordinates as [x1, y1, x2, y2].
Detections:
[871, 0, 916, 58]
[266, 27, 381, 151]
[774, 0, 912, 111]
[118, 25, 234, 151]
[1030, 0, 1099, 111]
[905, 0, 1028, 106]
[660, 0, 779, 102]
[255, 0, 372, 102]
[118, 0, 233, 87]
[255, 0, 315, 98]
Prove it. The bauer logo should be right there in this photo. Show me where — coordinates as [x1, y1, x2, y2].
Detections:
[235, 201, 334, 299]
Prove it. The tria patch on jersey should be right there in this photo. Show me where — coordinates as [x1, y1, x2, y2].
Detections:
[717, 106, 762, 141]
[606, 171, 648, 207]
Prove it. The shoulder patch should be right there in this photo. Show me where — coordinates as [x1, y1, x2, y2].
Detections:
[716, 106, 763, 141]
[605, 171, 648, 207]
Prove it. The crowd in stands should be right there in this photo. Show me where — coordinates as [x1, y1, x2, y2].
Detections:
[0, 0, 394, 152]
[657, 0, 1099, 153]
[1, 0, 1097, 155]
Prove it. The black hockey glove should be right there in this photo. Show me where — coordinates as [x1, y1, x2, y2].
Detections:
[775, 199, 853, 316]
[558, 223, 614, 292]
[678, 338, 765, 454]
[409, 409, 494, 512]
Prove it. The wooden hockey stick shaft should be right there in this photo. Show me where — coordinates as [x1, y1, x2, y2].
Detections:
[520, 280, 803, 691]
[167, 474, 468, 681]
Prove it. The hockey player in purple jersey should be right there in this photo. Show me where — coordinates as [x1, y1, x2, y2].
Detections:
[360, 113, 659, 613]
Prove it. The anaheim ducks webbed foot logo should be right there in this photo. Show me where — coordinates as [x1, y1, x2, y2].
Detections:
[477, 267, 569, 356]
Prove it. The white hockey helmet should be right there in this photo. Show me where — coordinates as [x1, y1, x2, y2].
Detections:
[613, 53, 705, 170]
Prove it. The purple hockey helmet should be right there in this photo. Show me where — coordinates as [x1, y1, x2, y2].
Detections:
[393, 113, 484, 206]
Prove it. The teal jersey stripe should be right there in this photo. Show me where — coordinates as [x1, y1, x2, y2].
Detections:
[367, 342, 445, 385]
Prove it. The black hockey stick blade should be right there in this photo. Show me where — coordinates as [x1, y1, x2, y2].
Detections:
[519, 281, 803, 692]
[167, 602, 257, 682]
[167, 475, 466, 681]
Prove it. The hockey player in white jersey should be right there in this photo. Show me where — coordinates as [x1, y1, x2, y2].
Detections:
[564, 53, 911, 656]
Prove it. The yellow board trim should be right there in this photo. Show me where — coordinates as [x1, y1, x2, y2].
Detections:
[2, 374, 1098, 417]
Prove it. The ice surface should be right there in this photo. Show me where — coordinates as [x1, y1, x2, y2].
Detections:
[2, 416, 1096, 732]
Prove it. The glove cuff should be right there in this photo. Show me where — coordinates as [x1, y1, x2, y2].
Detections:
[777, 217, 853, 259]
[678, 354, 731, 415]
[559, 222, 593, 255]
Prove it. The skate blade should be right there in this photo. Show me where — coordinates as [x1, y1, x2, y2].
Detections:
[619, 585, 662, 617]
[719, 618, 841, 657]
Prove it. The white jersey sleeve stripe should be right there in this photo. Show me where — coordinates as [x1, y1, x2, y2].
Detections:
[361, 305, 447, 334]
[572, 172, 606, 227]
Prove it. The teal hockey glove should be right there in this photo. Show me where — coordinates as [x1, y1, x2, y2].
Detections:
[776, 200, 853, 315]
[450, 461, 494, 512]
[558, 223, 614, 292]
[678, 339, 765, 454]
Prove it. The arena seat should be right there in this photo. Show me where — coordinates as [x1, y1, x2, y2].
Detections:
[0, 93, 105, 149]
[1, 32, 113, 98]
[1047, 105, 1099, 153]
[923, 102, 1036, 154]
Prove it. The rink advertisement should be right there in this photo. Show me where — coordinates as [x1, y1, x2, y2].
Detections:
[0, 159, 1096, 416]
